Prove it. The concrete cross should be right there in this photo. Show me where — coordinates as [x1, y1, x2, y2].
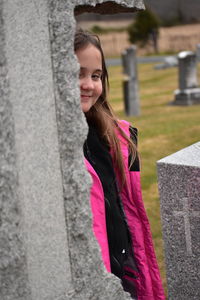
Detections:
[173, 197, 200, 255]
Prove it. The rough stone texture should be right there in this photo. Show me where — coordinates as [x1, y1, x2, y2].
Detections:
[2, 1, 71, 299]
[75, 0, 144, 14]
[172, 51, 200, 105]
[48, 1, 141, 298]
[0, 0, 144, 299]
[157, 142, 200, 300]
[122, 45, 140, 116]
[178, 52, 198, 90]
[0, 1, 31, 299]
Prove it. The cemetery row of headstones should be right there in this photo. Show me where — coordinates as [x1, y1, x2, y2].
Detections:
[122, 44, 200, 115]
[157, 42, 200, 299]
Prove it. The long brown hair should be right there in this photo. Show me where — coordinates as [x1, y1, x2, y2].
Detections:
[74, 28, 137, 185]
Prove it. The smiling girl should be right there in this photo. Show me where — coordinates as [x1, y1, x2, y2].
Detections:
[74, 28, 165, 300]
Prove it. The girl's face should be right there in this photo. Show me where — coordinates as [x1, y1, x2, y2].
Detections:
[76, 44, 103, 113]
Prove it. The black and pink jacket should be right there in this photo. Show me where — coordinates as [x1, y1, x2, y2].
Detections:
[84, 120, 165, 300]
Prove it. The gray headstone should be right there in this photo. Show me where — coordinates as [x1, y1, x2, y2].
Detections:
[1, 1, 72, 299]
[0, 2, 31, 298]
[157, 142, 200, 300]
[178, 51, 198, 89]
[122, 45, 140, 116]
[0, 0, 144, 299]
[172, 51, 200, 105]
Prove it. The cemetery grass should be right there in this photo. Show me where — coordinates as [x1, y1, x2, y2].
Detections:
[108, 63, 200, 296]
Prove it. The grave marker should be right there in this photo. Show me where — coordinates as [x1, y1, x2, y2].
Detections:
[122, 45, 140, 116]
[172, 51, 200, 105]
[157, 142, 200, 300]
[0, 0, 144, 299]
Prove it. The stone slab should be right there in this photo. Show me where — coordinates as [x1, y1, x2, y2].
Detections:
[171, 50, 200, 105]
[2, 0, 72, 299]
[157, 142, 200, 300]
[122, 45, 140, 116]
[158, 142, 200, 167]
[1, 0, 144, 299]
[178, 51, 198, 90]
[0, 1, 31, 298]
[75, 0, 144, 14]
[48, 1, 138, 298]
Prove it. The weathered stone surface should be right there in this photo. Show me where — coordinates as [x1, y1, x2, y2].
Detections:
[48, 1, 136, 298]
[157, 142, 200, 300]
[178, 51, 198, 90]
[1, 0, 144, 299]
[122, 45, 140, 116]
[75, 0, 144, 14]
[172, 51, 200, 105]
[0, 1, 31, 299]
[1, 1, 71, 299]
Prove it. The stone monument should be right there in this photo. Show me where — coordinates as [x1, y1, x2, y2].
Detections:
[0, 0, 144, 299]
[172, 51, 200, 105]
[157, 142, 200, 300]
[122, 45, 140, 116]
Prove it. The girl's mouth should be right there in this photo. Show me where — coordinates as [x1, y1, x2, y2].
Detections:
[81, 95, 92, 101]
[81, 94, 91, 98]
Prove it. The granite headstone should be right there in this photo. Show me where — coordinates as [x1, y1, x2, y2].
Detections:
[172, 51, 200, 105]
[0, 0, 144, 299]
[122, 45, 140, 116]
[157, 142, 200, 300]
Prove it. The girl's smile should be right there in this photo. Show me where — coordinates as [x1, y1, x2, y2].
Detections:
[76, 44, 103, 113]
[81, 94, 92, 100]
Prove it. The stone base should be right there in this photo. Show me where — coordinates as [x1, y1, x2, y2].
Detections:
[171, 88, 200, 105]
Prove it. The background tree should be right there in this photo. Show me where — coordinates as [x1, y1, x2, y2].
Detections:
[127, 7, 160, 53]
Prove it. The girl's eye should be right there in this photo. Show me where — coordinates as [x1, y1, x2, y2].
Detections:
[92, 74, 101, 81]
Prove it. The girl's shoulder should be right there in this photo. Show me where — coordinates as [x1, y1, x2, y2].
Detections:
[117, 119, 138, 146]
[117, 119, 137, 135]
[117, 119, 130, 135]
[117, 119, 130, 128]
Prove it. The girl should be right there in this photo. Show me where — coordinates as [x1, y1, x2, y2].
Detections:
[74, 28, 165, 300]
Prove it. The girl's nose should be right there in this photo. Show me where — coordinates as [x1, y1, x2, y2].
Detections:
[81, 77, 94, 90]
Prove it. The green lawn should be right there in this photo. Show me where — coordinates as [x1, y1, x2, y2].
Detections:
[108, 62, 200, 296]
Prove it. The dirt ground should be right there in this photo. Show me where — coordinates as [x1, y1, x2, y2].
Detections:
[77, 20, 200, 56]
